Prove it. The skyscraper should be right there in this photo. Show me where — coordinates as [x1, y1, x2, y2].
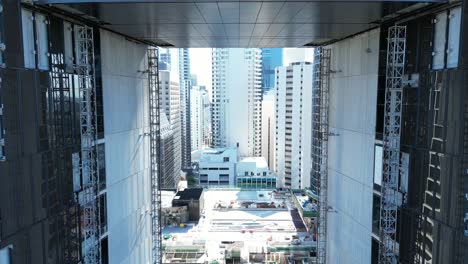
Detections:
[159, 50, 171, 71]
[179, 48, 192, 170]
[261, 48, 283, 93]
[190, 85, 209, 151]
[275, 62, 313, 189]
[160, 113, 177, 189]
[211, 48, 262, 157]
[159, 70, 182, 188]
[261, 90, 275, 169]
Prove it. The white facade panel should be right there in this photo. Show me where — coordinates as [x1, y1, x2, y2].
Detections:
[325, 28, 380, 264]
[447, 7, 461, 68]
[433, 12, 447, 70]
[35, 13, 49, 70]
[21, 9, 35, 69]
[100, 29, 151, 264]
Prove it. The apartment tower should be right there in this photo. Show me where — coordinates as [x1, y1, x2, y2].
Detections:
[275, 62, 313, 189]
[211, 48, 262, 157]
[159, 70, 182, 188]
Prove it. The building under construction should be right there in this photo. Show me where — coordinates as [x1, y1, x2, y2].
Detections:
[0, 0, 467, 264]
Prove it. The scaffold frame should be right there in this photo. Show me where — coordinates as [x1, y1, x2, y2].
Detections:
[312, 47, 331, 264]
[75, 25, 100, 264]
[148, 48, 162, 264]
[379, 25, 406, 264]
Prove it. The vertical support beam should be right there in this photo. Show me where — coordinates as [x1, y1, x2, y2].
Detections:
[379, 25, 406, 264]
[0, 0, 5, 161]
[148, 48, 162, 264]
[75, 25, 100, 264]
[312, 47, 331, 264]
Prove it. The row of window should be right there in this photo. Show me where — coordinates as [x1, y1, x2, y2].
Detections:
[199, 167, 230, 170]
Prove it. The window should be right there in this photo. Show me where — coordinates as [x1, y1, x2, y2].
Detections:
[373, 145, 383, 186]
[21, 9, 49, 70]
[223, 157, 229, 162]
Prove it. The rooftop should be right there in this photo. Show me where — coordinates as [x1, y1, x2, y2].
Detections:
[162, 189, 316, 263]
[174, 188, 204, 201]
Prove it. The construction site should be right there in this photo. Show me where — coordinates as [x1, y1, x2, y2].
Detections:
[161, 189, 316, 264]
[0, 0, 467, 264]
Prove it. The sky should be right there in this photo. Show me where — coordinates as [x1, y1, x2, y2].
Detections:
[189, 48, 212, 94]
[189, 48, 314, 97]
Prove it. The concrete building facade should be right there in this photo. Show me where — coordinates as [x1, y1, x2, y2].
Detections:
[324, 29, 379, 264]
[275, 62, 313, 189]
[236, 157, 277, 189]
[211, 48, 262, 157]
[198, 147, 238, 186]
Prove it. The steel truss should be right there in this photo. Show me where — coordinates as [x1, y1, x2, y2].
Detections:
[75, 25, 100, 264]
[148, 48, 162, 264]
[379, 25, 406, 264]
[312, 47, 331, 264]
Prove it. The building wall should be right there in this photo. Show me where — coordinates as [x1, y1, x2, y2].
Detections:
[159, 70, 182, 187]
[275, 62, 313, 189]
[198, 147, 237, 186]
[211, 48, 262, 157]
[261, 90, 275, 169]
[100, 29, 151, 264]
[325, 28, 380, 264]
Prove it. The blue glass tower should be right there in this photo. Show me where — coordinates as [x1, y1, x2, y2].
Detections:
[261, 48, 283, 93]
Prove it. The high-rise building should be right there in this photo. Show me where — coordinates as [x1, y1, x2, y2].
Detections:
[275, 62, 313, 189]
[160, 113, 177, 189]
[159, 70, 182, 188]
[179, 48, 192, 170]
[211, 48, 262, 157]
[261, 90, 275, 169]
[191, 85, 209, 151]
[261, 48, 283, 93]
[159, 50, 171, 71]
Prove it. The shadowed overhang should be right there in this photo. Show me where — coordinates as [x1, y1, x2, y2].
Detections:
[37, 0, 445, 47]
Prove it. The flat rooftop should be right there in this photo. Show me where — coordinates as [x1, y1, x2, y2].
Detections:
[239, 157, 268, 169]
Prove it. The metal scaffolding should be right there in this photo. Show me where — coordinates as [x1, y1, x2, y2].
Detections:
[379, 25, 406, 264]
[75, 25, 100, 264]
[148, 48, 162, 264]
[311, 47, 331, 264]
